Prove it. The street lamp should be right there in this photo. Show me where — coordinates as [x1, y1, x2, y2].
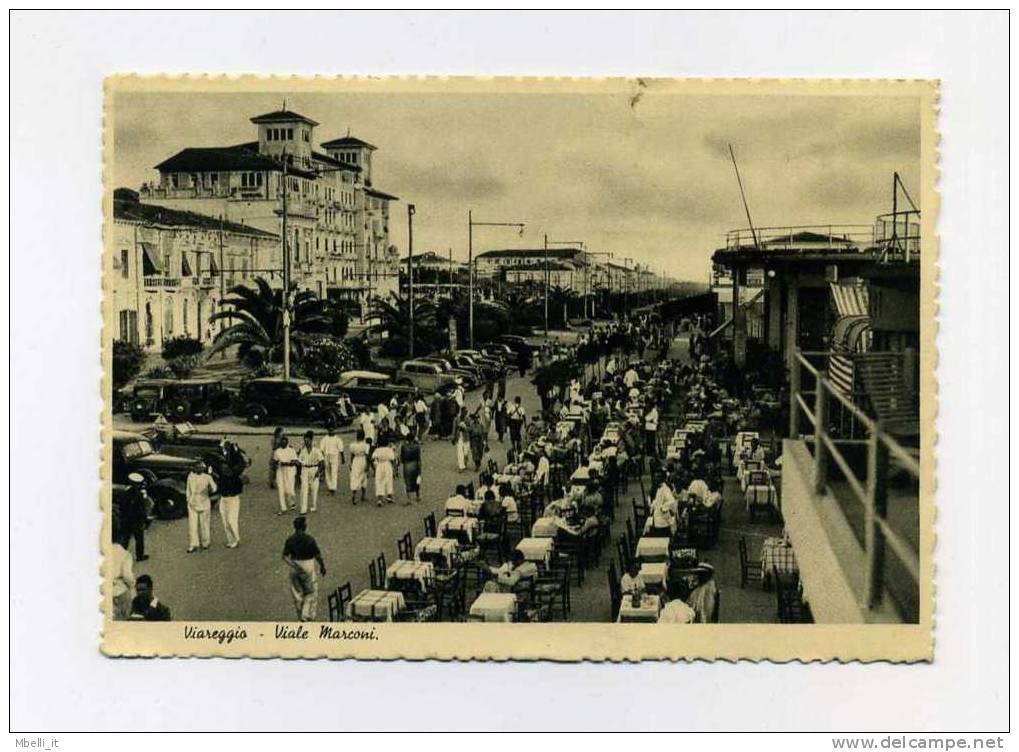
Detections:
[407, 203, 416, 357]
[586, 251, 613, 319]
[468, 211, 525, 349]
[543, 239, 584, 335]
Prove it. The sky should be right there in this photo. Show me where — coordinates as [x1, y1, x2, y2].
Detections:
[112, 86, 922, 282]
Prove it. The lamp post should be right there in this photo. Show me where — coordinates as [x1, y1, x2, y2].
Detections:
[544, 239, 585, 331]
[407, 203, 416, 358]
[468, 211, 525, 349]
[281, 153, 291, 380]
[586, 251, 613, 319]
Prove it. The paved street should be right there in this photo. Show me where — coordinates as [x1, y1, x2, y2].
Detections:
[114, 334, 783, 624]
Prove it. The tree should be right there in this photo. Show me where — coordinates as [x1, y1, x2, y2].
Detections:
[298, 336, 358, 385]
[367, 294, 441, 358]
[207, 277, 348, 368]
[548, 285, 578, 328]
[112, 340, 146, 389]
[161, 335, 204, 379]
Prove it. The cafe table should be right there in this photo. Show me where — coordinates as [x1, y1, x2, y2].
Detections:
[636, 536, 670, 562]
[617, 594, 662, 623]
[761, 537, 798, 587]
[468, 592, 517, 623]
[438, 515, 479, 544]
[346, 589, 406, 622]
[414, 537, 460, 569]
[531, 517, 561, 538]
[639, 562, 670, 591]
[516, 537, 555, 568]
[385, 560, 436, 592]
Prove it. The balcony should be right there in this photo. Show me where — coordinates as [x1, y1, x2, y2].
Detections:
[782, 350, 921, 624]
[143, 276, 181, 289]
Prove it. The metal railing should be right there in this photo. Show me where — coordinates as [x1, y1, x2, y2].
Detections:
[724, 224, 874, 252]
[789, 350, 920, 616]
[143, 276, 181, 289]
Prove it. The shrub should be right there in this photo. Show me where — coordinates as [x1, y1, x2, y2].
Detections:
[161, 335, 204, 361]
[299, 338, 357, 385]
[343, 336, 374, 369]
[167, 354, 202, 379]
[142, 365, 174, 379]
[112, 340, 146, 389]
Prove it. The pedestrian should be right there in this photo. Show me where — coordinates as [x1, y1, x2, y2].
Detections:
[281, 516, 326, 622]
[218, 441, 247, 549]
[185, 459, 216, 552]
[109, 526, 136, 620]
[273, 436, 298, 514]
[644, 404, 660, 458]
[414, 394, 431, 439]
[319, 425, 345, 495]
[506, 396, 527, 455]
[496, 371, 507, 401]
[358, 409, 376, 444]
[454, 416, 470, 472]
[400, 432, 422, 504]
[129, 574, 172, 621]
[121, 472, 150, 561]
[467, 413, 486, 471]
[516, 347, 529, 377]
[372, 436, 397, 506]
[493, 397, 507, 443]
[269, 426, 285, 489]
[348, 429, 370, 506]
[296, 431, 325, 514]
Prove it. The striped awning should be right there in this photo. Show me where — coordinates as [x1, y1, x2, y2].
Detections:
[833, 314, 872, 353]
[829, 353, 855, 397]
[830, 282, 868, 317]
[139, 242, 161, 275]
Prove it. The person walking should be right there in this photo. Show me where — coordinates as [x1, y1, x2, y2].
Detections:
[273, 436, 298, 514]
[218, 441, 248, 549]
[400, 432, 423, 504]
[348, 429, 370, 506]
[109, 527, 136, 620]
[493, 397, 507, 444]
[414, 394, 431, 440]
[372, 436, 397, 506]
[269, 427, 285, 489]
[644, 404, 660, 458]
[467, 413, 486, 472]
[185, 459, 216, 552]
[506, 396, 527, 455]
[121, 472, 150, 561]
[454, 415, 470, 472]
[281, 516, 326, 622]
[297, 431, 325, 514]
[319, 426, 345, 495]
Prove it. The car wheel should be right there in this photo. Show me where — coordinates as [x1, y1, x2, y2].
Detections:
[148, 486, 187, 520]
[323, 410, 340, 430]
[246, 404, 267, 427]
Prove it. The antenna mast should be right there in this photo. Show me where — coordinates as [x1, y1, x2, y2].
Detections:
[728, 144, 760, 249]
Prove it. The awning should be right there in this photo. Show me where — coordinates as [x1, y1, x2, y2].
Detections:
[210, 256, 220, 276]
[833, 314, 872, 353]
[140, 242, 161, 276]
[829, 353, 855, 397]
[830, 282, 868, 317]
[181, 253, 193, 277]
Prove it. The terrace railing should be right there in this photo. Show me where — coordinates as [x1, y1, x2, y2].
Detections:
[789, 350, 921, 616]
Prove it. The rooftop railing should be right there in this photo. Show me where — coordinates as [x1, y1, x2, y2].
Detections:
[790, 350, 921, 621]
[723, 216, 922, 263]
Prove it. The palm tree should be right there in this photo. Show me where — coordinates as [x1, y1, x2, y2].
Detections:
[367, 293, 441, 357]
[207, 277, 348, 367]
[548, 285, 578, 328]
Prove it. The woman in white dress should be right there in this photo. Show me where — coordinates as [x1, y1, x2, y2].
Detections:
[348, 430, 370, 506]
[372, 436, 397, 507]
[273, 436, 298, 514]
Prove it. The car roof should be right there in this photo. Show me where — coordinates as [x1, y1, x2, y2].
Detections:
[135, 378, 223, 387]
[113, 430, 149, 441]
[339, 370, 390, 381]
[248, 377, 311, 384]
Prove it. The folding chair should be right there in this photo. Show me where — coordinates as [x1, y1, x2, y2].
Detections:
[423, 512, 437, 539]
[327, 582, 353, 622]
[397, 532, 414, 561]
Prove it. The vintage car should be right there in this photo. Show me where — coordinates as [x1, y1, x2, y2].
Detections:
[496, 334, 534, 359]
[239, 377, 355, 428]
[111, 430, 211, 519]
[128, 378, 233, 424]
[325, 370, 419, 410]
[415, 356, 479, 390]
[479, 342, 515, 364]
[395, 359, 460, 394]
[454, 349, 506, 378]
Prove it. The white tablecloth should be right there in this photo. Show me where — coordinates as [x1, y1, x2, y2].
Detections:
[745, 484, 779, 512]
[639, 562, 669, 587]
[617, 594, 661, 623]
[635, 536, 670, 562]
[469, 592, 516, 623]
[531, 517, 561, 538]
[761, 537, 798, 577]
[516, 537, 554, 567]
[385, 560, 436, 592]
[414, 537, 460, 568]
[346, 589, 406, 621]
[438, 515, 479, 543]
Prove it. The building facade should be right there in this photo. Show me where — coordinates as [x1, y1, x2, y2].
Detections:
[111, 193, 279, 351]
[139, 108, 400, 315]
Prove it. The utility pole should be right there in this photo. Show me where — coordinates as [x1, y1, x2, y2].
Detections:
[281, 153, 291, 381]
[467, 212, 525, 349]
[543, 233, 549, 338]
[407, 204, 416, 357]
[218, 214, 225, 336]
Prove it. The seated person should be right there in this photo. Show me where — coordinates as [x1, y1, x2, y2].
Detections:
[534, 450, 551, 488]
[580, 479, 604, 518]
[685, 564, 719, 623]
[445, 485, 471, 515]
[742, 437, 766, 463]
[485, 549, 539, 593]
[498, 483, 519, 523]
[657, 594, 697, 624]
[479, 489, 503, 520]
[475, 472, 500, 501]
[620, 560, 645, 597]
[686, 477, 710, 502]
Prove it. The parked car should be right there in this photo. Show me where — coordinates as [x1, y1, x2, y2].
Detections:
[479, 342, 515, 365]
[239, 378, 355, 428]
[496, 334, 534, 358]
[454, 349, 506, 378]
[326, 370, 419, 410]
[128, 378, 234, 424]
[111, 430, 205, 519]
[395, 359, 459, 394]
[417, 357, 479, 390]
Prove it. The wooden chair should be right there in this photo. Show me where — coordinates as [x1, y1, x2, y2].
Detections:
[625, 516, 638, 556]
[477, 512, 507, 565]
[555, 531, 586, 587]
[435, 567, 466, 621]
[397, 532, 414, 561]
[774, 567, 812, 623]
[631, 497, 649, 533]
[607, 560, 622, 621]
[423, 512, 437, 538]
[327, 582, 353, 622]
[616, 534, 632, 572]
[738, 536, 763, 588]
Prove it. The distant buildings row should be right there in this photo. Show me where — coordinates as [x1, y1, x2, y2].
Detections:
[112, 107, 400, 350]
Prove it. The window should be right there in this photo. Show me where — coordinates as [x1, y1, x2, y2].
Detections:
[287, 128, 294, 140]
[120, 249, 129, 278]
[303, 129, 309, 142]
